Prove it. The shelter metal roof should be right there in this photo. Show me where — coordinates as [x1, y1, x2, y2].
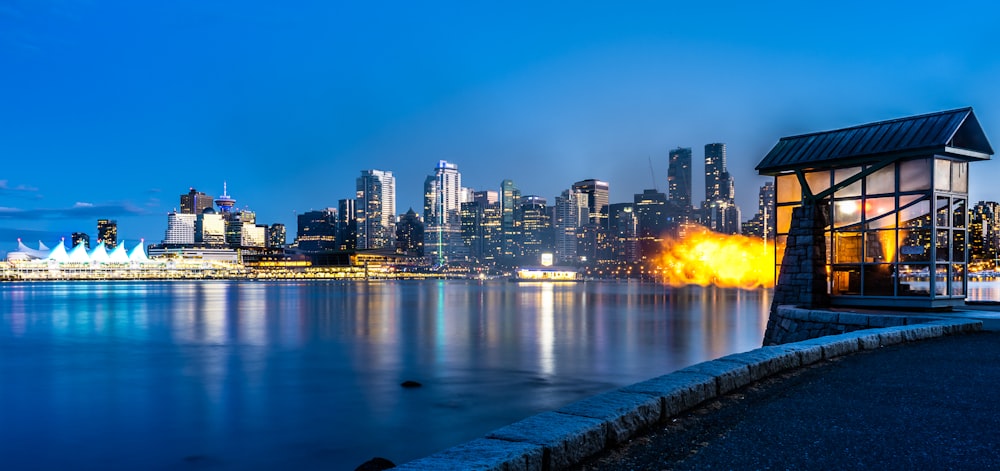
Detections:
[757, 107, 994, 175]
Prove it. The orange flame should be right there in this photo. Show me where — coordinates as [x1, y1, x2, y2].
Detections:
[653, 225, 779, 289]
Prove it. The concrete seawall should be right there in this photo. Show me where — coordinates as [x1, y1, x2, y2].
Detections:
[395, 316, 982, 471]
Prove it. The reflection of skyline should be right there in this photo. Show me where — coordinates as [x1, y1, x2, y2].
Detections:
[1, 280, 774, 468]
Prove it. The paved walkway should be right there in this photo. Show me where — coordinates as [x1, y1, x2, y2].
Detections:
[571, 331, 1000, 470]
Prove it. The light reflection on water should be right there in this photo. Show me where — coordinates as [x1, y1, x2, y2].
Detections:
[1, 280, 775, 470]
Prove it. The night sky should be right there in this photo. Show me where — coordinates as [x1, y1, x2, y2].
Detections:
[2, 1, 999, 250]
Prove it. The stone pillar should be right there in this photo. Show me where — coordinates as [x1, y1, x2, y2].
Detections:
[764, 203, 829, 345]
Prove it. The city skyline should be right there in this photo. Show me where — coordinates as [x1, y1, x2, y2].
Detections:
[2, 2, 1000, 245]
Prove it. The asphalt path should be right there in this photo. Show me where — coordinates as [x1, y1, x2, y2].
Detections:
[571, 331, 1000, 470]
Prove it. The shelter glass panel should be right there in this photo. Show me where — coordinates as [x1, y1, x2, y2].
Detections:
[863, 264, 894, 296]
[951, 199, 966, 228]
[833, 231, 862, 264]
[935, 158, 952, 191]
[952, 230, 966, 262]
[934, 264, 948, 296]
[833, 199, 862, 228]
[897, 264, 931, 297]
[776, 175, 801, 203]
[775, 235, 788, 267]
[936, 197, 950, 227]
[866, 164, 896, 195]
[899, 158, 932, 192]
[952, 162, 968, 193]
[832, 265, 861, 295]
[899, 197, 931, 228]
[952, 264, 966, 296]
[865, 230, 896, 263]
[864, 197, 896, 224]
[776, 205, 797, 234]
[804, 171, 831, 196]
[936, 230, 950, 262]
[898, 229, 931, 262]
[834, 167, 862, 198]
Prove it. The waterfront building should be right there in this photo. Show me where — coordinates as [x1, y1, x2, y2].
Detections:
[572, 179, 610, 265]
[758, 107, 993, 308]
[553, 189, 581, 264]
[180, 188, 215, 215]
[337, 199, 356, 251]
[608, 202, 638, 263]
[163, 213, 197, 245]
[634, 189, 669, 262]
[268, 223, 286, 248]
[296, 208, 338, 252]
[97, 219, 117, 249]
[196, 211, 226, 245]
[668, 147, 693, 214]
[423, 160, 466, 264]
[520, 195, 552, 264]
[356, 169, 396, 250]
[969, 201, 1000, 269]
[71, 232, 90, 250]
[395, 208, 424, 256]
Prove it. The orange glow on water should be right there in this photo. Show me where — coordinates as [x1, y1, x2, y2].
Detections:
[653, 225, 779, 289]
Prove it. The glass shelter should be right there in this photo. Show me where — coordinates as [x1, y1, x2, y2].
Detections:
[758, 108, 993, 308]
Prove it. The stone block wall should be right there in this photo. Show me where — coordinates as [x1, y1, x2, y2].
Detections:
[765, 203, 829, 343]
[764, 305, 938, 345]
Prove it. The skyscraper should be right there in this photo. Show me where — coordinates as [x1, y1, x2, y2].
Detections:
[553, 189, 581, 264]
[667, 147, 692, 212]
[572, 179, 610, 225]
[163, 213, 196, 244]
[500, 179, 522, 263]
[268, 223, 286, 248]
[423, 160, 465, 264]
[607, 202, 638, 263]
[356, 169, 396, 250]
[572, 179, 610, 264]
[742, 182, 776, 239]
[97, 219, 117, 249]
[704, 143, 727, 202]
[337, 199, 356, 250]
[296, 208, 338, 252]
[520, 195, 551, 263]
[180, 188, 215, 215]
[701, 143, 742, 234]
[395, 208, 424, 256]
[634, 189, 668, 261]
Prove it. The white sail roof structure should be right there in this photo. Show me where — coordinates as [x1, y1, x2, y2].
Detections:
[89, 243, 110, 264]
[128, 240, 150, 263]
[45, 240, 69, 263]
[38, 241, 50, 251]
[16, 239, 50, 259]
[68, 243, 91, 263]
[108, 242, 130, 263]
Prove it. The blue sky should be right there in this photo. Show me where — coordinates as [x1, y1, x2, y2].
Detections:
[2, 1, 1000, 249]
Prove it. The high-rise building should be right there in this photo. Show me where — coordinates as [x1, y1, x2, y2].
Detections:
[71, 232, 90, 250]
[634, 189, 669, 261]
[668, 147, 693, 213]
[742, 182, 776, 239]
[196, 211, 226, 245]
[180, 188, 215, 215]
[461, 191, 502, 264]
[553, 189, 582, 264]
[608, 203, 638, 264]
[500, 179, 522, 263]
[970, 201, 1000, 267]
[705, 143, 726, 202]
[355, 169, 396, 250]
[395, 208, 424, 256]
[423, 160, 466, 264]
[337, 199, 356, 251]
[572, 179, 610, 264]
[520, 195, 551, 263]
[163, 213, 196, 245]
[97, 219, 117, 249]
[572, 179, 610, 225]
[268, 223, 286, 248]
[296, 208, 338, 252]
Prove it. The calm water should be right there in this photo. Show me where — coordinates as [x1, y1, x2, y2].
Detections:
[5, 280, 990, 470]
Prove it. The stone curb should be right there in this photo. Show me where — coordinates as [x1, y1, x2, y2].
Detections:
[395, 317, 982, 470]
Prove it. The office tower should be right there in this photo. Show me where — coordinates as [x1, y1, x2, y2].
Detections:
[742, 182, 776, 239]
[395, 208, 425, 256]
[705, 143, 726, 202]
[97, 219, 117, 249]
[520, 195, 551, 263]
[356, 169, 395, 250]
[296, 208, 338, 252]
[608, 203, 638, 263]
[970, 201, 1000, 266]
[668, 147, 693, 213]
[500, 179, 522, 263]
[180, 188, 215, 215]
[241, 223, 266, 248]
[572, 179, 610, 225]
[196, 211, 226, 245]
[423, 160, 466, 264]
[225, 209, 256, 247]
[163, 213, 196, 245]
[461, 191, 502, 264]
[337, 199, 356, 251]
[268, 223, 286, 248]
[71, 232, 90, 250]
[634, 189, 669, 261]
[553, 189, 581, 264]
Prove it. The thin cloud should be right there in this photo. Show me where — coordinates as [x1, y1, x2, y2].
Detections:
[0, 201, 148, 220]
[0, 180, 42, 199]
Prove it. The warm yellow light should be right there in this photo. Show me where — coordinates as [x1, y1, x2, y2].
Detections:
[653, 225, 779, 289]
[837, 200, 859, 215]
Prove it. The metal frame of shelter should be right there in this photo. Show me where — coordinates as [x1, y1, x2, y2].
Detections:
[757, 108, 994, 308]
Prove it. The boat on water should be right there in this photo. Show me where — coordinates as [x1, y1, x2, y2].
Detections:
[510, 265, 581, 282]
